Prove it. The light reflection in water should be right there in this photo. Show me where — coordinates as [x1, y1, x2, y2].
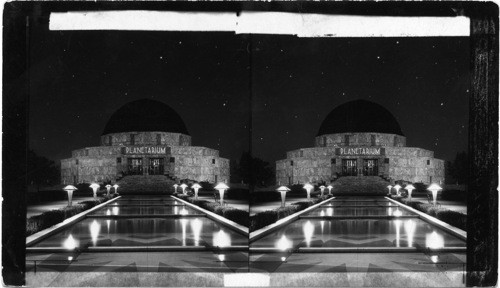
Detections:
[89, 220, 101, 246]
[174, 206, 178, 215]
[387, 207, 393, 216]
[106, 220, 110, 234]
[431, 255, 439, 263]
[218, 254, 225, 262]
[426, 231, 445, 248]
[106, 209, 111, 216]
[303, 221, 314, 247]
[326, 207, 333, 217]
[180, 208, 188, 215]
[112, 206, 119, 215]
[320, 211, 325, 233]
[404, 220, 416, 247]
[213, 229, 231, 247]
[394, 219, 401, 247]
[393, 208, 402, 217]
[281, 256, 286, 262]
[190, 218, 202, 246]
[180, 218, 188, 246]
[63, 234, 78, 250]
[276, 235, 292, 251]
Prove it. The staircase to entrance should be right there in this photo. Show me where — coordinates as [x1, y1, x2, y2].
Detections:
[332, 176, 389, 195]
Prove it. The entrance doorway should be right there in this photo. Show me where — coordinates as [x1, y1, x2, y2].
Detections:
[342, 159, 357, 176]
[363, 159, 379, 176]
[149, 158, 165, 175]
[128, 158, 143, 175]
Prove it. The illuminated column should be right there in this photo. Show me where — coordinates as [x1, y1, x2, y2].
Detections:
[89, 183, 100, 199]
[405, 184, 415, 201]
[303, 183, 314, 200]
[276, 186, 291, 208]
[63, 185, 78, 207]
[214, 182, 229, 206]
[427, 183, 442, 206]
[192, 183, 201, 200]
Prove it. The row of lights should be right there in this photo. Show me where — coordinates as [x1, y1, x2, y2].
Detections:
[387, 183, 442, 205]
[276, 183, 334, 208]
[62, 183, 119, 207]
[173, 182, 229, 205]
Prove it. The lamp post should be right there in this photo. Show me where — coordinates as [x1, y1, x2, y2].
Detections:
[405, 184, 415, 201]
[192, 183, 201, 200]
[180, 183, 188, 195]
[327, 185, 333, 195]
[303, 183, 314, 200]
[63, 185, 78, 207]
[427, 183, 442, 206]
[393, 184, 401, 196]
[276, 186, 291, 208]
[113, 184, 119, 195]
[214, 182, 229, 206]
[173, 184, 179, 194]
[105, 184, 112, 196]
[387, 185, 393, 195]
[319, 185, 325, 197]
[89, 183, 100, 199]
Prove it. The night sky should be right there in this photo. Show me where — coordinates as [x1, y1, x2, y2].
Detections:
[28, 22, 469, 166]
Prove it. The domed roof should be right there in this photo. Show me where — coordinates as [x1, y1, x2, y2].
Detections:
[317, 99, 404, 136]
[102, 99, 189, 135]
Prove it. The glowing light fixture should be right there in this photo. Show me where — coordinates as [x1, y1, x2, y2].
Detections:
[218, 254, 225, 262]
[281, 256, 286, 262]
[214, 182, 229, 206]
[319, 185, 326, 197]
[405, 184, 415, 201]
[327, 185, 333, 195]
[393, 184, 401, 196]
[276, 186, 291, 208]
[113, 184, 119, 194]
[180, 183, 188, 195]
[387, 185, 393, 195]
[303, 183, 314, 199]
[431, 255, 439, 263]
[63, 185, 78, 207]
[173, 184, 179, 193]
[427, 183, 442, 206]
[105, 184, 112, 196]
[89, 183, 100, 199]
[192, 183, 202, 200]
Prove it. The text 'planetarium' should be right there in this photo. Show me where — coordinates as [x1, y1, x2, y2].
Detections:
[61, 99, 229, 192]
[276, 100, 445, 189]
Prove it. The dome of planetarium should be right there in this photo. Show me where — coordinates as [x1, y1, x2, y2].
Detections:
[317, 99, 404, 136]
[102, 99, 189, 135]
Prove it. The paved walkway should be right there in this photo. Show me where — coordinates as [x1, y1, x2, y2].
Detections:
[27, 196, 98, 218]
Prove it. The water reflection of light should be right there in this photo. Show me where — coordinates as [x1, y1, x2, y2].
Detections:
[89, 220, 101, 246]
[106, 219, 110, 233]
[281, 257, 286, 262]
[190, 218, 202, 246]
[112, 206, 119, 215]
[218, 254, 225, 262]
[431, 255, 439, 263]
[68, 256, 73, 262]
[106, 209, 111, 216]
[394, 220, 402, 247]
[213, 229, 231, 247]
[326, 208, 333, 217]
[180, 218, 188, 246]
[303, 221, 315, 247]
[426, 231, 445, 249]
[404, 220, 416, 247]
[319, 211, 325, 233]
[174, 206, 178, 215]
[276, 235, 292, 251]
[393, 209, 403, 217]
[64, 234, 78, 250]
[180, 208, 188, 215]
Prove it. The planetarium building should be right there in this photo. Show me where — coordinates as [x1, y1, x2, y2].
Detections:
[61, 99, 229, 192]
[276, 100, 445, 188]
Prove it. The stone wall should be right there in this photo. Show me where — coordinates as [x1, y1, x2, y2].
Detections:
[100, 132, 191, 147]
[315, 133, 406, 148]
[61, 156, 117, 184]
[276, 145, 445, 185]
[171, 146, 229, 183]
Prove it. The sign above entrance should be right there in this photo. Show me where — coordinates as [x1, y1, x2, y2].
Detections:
[336, 147, 385, 156]
[122, 146, 170, 155]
